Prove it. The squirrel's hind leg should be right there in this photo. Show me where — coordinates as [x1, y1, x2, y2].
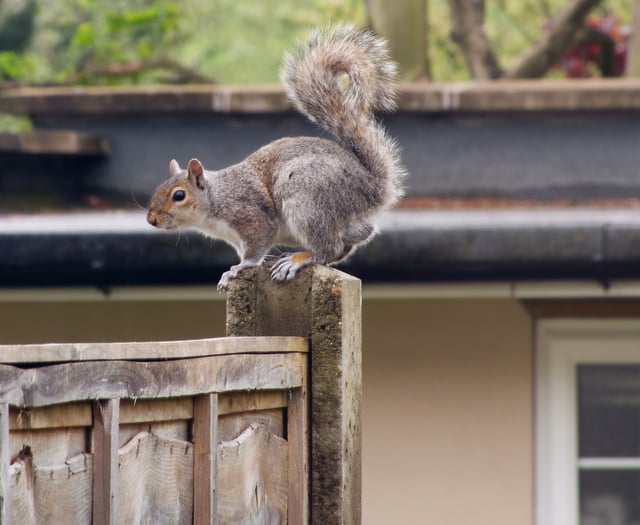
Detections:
[271, 221, 375, 281]
[270, 252, 315, 281]
[342, 222, 375, 245]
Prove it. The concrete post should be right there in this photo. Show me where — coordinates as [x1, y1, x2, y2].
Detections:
[226, 264, 362, 525]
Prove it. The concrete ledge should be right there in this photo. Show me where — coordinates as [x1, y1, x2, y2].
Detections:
[0, 79, 638, 115]
[0, 131, 109, 155]
[398, 79, 640, 112]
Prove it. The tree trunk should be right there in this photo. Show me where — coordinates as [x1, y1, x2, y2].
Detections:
[366, 0, 430, 80]
[448, 0, 502, 80]
[505, 0, 602, 79]
[628, 0, 640, 76]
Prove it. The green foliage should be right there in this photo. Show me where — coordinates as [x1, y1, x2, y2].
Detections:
[0, 113, 32, 133]
[0, 51, 37, 80]
[429, 0, 632, 81]
[7, 0, 363, 85]
[175, 0, 365, 84]
[0, 0, 37, 52]
[0, 0, 631, 85]
[38, 0, 185, 84]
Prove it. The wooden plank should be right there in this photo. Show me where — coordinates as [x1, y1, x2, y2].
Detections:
[120, 398, 193, 424]
[119, 420, 190, 448]
[217, 424, 288, 524]
[0, 352, 305, 407]
[218, 390, 287, 416]
[9, 428, 86, 466]
[0, 336, 307, 364]
[0, 403, 9, 525]
[288, 385, 309, 522]
[9, 402, 91, 430]
[193, 394, 217, 525]
[92, 399, 119, 525]
[218, 409, 284, 443]
[117, 432, 193, 525]
[0, 131, 109, 156]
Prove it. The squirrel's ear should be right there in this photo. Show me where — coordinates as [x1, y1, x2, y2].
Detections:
[169, 159, 181, 177]
[187, 158, 205, 190]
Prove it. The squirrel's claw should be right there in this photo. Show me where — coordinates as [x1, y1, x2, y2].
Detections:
[217, 271, 232, 292]
[271, 252, 315, 281]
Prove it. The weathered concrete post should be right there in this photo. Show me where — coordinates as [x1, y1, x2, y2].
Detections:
[226, 264, 362, 525]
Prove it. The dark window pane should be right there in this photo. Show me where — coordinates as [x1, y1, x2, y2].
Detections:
[580, 470, 640, 525]
[578, 365, 640, 458]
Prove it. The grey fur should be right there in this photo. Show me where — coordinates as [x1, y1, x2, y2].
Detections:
[147, 25, 406, 289]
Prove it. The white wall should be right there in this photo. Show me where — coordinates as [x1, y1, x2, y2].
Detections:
[362, 298, 533, 525]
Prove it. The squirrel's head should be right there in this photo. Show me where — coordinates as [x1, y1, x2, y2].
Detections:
[147, 158, 208, 230]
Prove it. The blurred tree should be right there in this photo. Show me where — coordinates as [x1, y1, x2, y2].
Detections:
[628, 0, 640, 75]
[0, 0, 38, 83]
[505, 0, 602, 78]
[448, 0, 502, 79]
[0, 0, 37, 52]
[0, 0, 631, 85]
[366, 0, 431, 80]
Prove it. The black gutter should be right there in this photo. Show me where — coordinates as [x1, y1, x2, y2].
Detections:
[1, 210, 640, 288]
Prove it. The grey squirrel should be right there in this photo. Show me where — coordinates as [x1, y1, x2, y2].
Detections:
[147, 24, 405, 290]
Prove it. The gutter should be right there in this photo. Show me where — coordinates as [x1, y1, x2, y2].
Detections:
[2, 208, 640, 287]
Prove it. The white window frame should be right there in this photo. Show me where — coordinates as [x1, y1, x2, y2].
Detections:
[536, 319, 640, 525]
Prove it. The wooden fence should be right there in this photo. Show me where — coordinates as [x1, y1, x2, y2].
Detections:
[0, 265, 362, 524]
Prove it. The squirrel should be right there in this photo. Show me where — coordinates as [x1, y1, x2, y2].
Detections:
[146, 24, 405, 290]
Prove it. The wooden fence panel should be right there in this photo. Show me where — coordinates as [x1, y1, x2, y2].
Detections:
[10, 450, 92, 525]
[0, 336, 309, 525]
[117, 432, 193, 525]
[217, 423, 288, 524]
[0, 265, 362, 524]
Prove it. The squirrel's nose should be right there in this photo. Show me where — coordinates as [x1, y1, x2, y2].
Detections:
[147, 212, 158, 227]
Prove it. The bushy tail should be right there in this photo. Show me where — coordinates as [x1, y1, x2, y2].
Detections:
[280, 24, 405, 208]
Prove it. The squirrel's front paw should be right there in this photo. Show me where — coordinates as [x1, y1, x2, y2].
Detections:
[217, 271, 233, 292]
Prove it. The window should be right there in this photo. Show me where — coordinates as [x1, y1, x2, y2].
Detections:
[537, 320, 640, 525]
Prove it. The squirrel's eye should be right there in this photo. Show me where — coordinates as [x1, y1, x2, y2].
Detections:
[172, 190, 186, 202]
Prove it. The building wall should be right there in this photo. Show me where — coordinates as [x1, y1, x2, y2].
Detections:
[0, 291, 533, 524]
[362, 298, 533, 525]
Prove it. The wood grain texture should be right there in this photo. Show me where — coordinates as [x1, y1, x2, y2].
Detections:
[92, 399, 119, 525]
[9, 427, 87, 466]
[193, 394, 217, 525]
[117, 432, 194, 525]
[0, 403, 9, 525]
[120, 398, 193, 425]
[0, 336, 307, 364]
[0, 353, 305, 407]
[288, 384, 309, 523]
[218, 391, 287, 416]
[217, 424, 287, 525]
[9, 402, 92, 430]
[218, 410, 284, 443]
